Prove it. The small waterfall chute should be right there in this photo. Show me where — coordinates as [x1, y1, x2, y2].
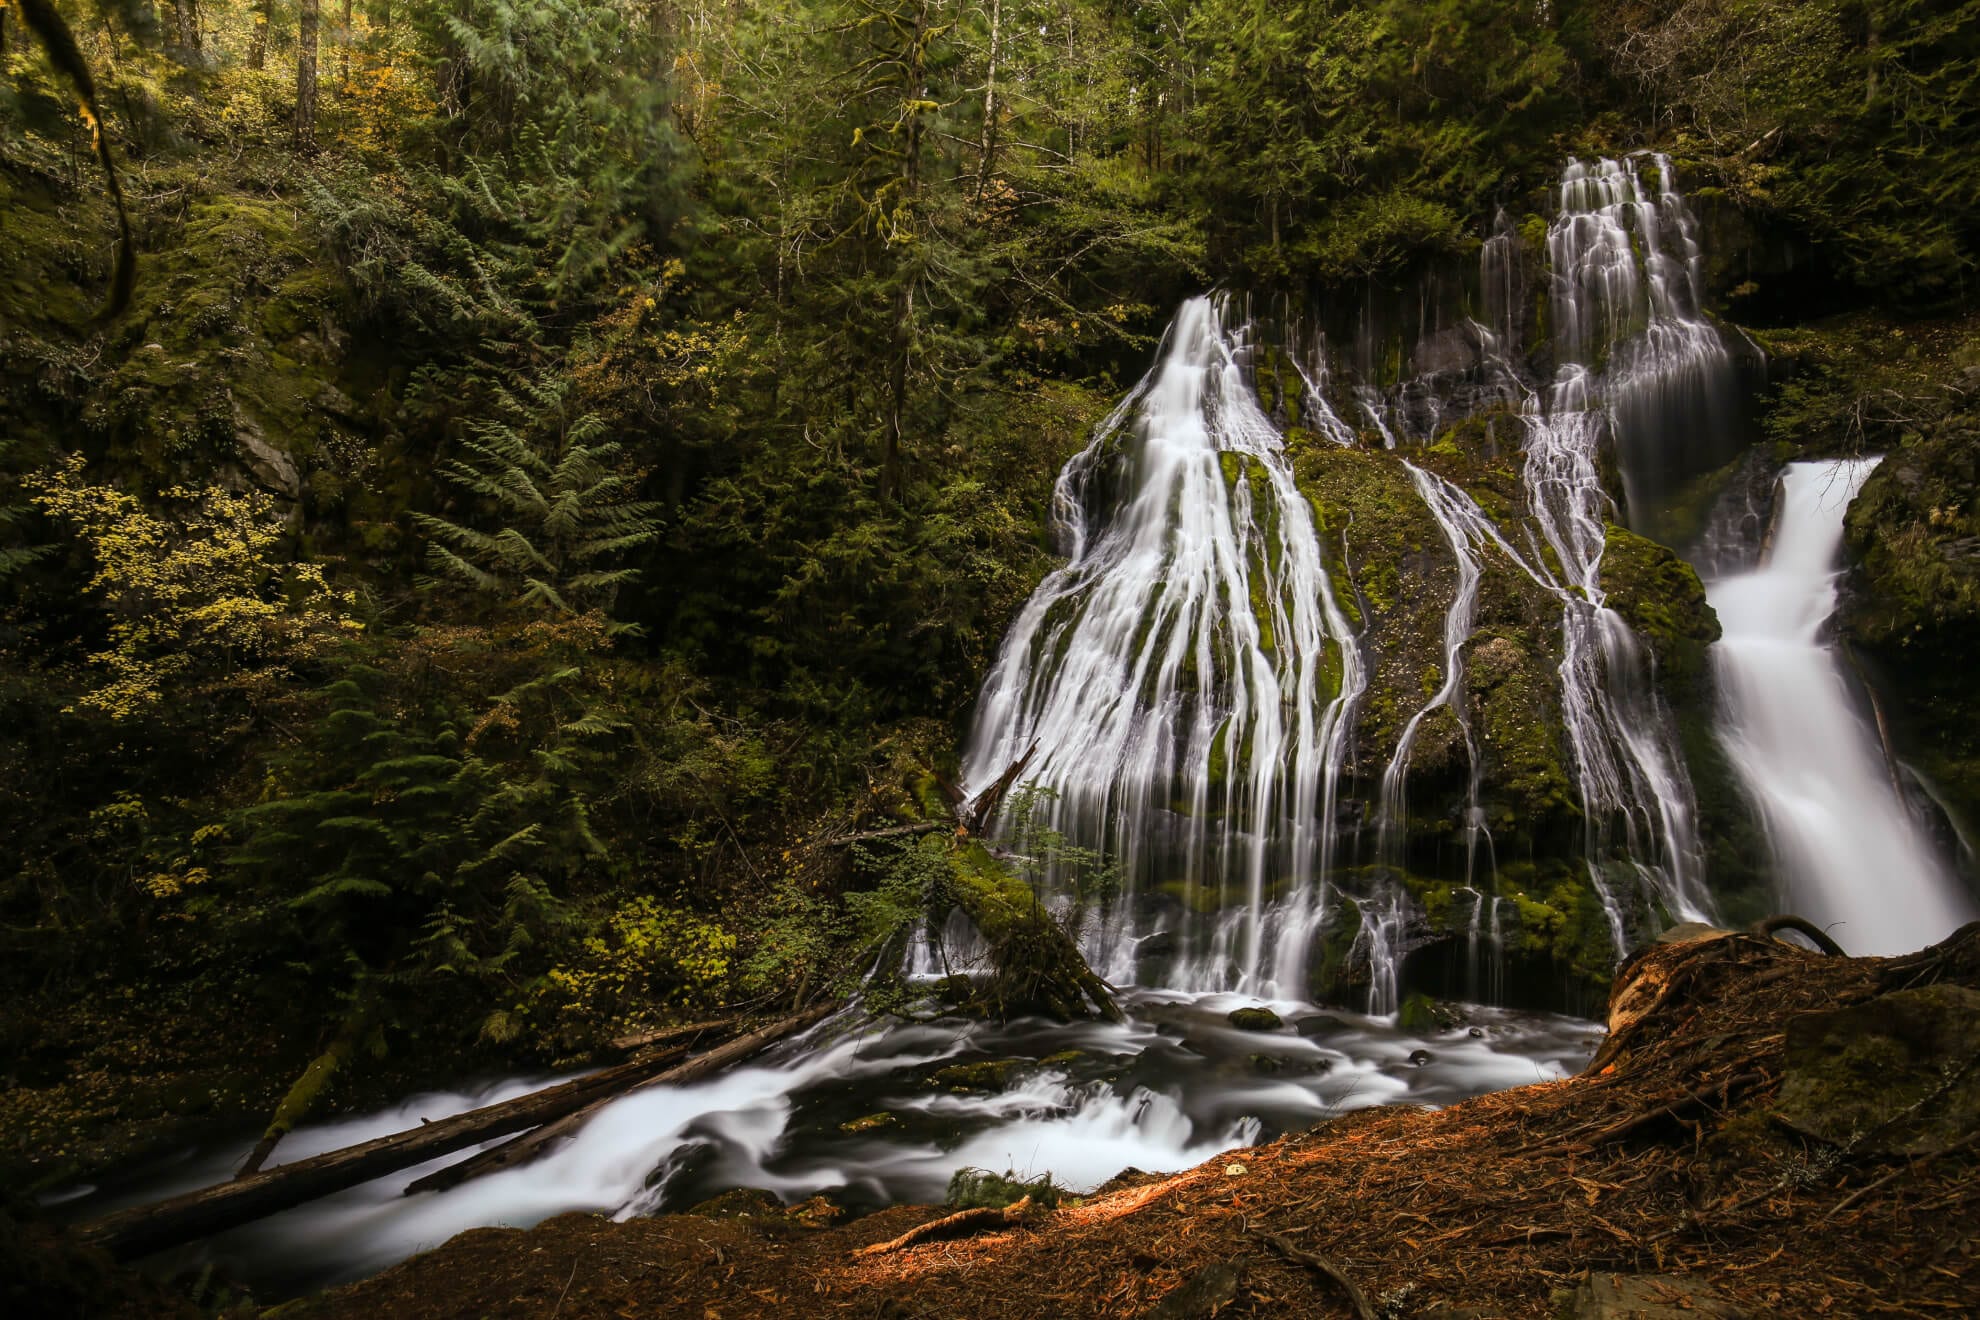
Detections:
[1708, 459, 1977, 954]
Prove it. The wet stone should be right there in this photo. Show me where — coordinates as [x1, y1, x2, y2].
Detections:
[1226, 1006, 1284, 1032]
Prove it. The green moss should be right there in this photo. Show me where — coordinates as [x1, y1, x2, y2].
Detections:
[1842, 407, 1980, 838]
[1600, 523, 1721, 698]
[930, 1058, 1027, 1091]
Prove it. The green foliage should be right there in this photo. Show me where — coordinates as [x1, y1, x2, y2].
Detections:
[1603, 0, 1980, 306]
[945, 1165, 1063, 1210]
[1184, 0, 1576, 279]
[413, 369, 661, 626]
[27, 456, 357, 719]
[224, 661, 604, 1027]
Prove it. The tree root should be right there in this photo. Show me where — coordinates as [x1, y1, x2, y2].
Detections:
[1750, 915, 1846, 956]
[1255, 1230, 1378, 1320]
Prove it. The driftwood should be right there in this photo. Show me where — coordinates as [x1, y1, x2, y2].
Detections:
[958, 741, 1038, 836]
[403, 1003, 836, 1196]
[77, 1040, 700, 1261]
[853, 1195, 1032, 1257]
[1750, 915, 1847, 957]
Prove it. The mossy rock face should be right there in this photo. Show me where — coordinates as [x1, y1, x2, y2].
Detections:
[1776, 983, 1980, 1155]
[1842, 408, 1980, 844]
[1599, 523, 1721, 699]
[1225, 1006, 1283, 1031]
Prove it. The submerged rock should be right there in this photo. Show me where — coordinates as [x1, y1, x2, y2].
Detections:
[839, 1113, 900, 1135]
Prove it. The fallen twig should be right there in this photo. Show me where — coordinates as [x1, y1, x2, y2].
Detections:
[854, 1196, 1033, 1256]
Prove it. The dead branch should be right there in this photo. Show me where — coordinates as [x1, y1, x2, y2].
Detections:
[853, 1195, 1033, 1257]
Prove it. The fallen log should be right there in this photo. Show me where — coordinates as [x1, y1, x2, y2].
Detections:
[604, 1016, 737, 1057]
[403, 1002, 837, 1196]
[77, 1037, 704, 1262]
[853, 1195, 1033, 1256]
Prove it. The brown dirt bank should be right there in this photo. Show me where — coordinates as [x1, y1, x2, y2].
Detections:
[263, 925, 1980, 1320]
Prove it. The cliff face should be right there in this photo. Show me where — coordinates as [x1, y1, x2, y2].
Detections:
[1844, 394, 1980, 862]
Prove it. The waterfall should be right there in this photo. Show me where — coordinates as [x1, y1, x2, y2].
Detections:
[1708, 460, 1976, 954]
[961, 296, 1364, 996]
[1549, 155, 1739, 525]
[1522, 158, 1723, 941]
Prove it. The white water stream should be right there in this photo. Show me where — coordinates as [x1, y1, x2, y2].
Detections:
[1708, 460, 1976, 953]
[63, 996, 1600, 1296]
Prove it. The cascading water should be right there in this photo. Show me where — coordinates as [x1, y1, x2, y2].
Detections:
[964, 156, 1735, 999]
[1549, 155, 1741, 526]
[961, 296, 1364, 997]
[1708, 460, 1977, 953]
[1521, 158, 1724, 942]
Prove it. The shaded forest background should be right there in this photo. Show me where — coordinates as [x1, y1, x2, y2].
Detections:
[3, 0, 1978, 1186]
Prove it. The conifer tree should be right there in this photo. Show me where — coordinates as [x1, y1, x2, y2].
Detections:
[413, 371, 663, 628]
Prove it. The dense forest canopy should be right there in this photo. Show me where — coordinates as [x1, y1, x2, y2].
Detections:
[3, 0, 1980, 1203]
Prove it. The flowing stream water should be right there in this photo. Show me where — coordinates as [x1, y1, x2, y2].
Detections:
[60, 994, 1601, 1296]
[1707, 460, 1977, 953]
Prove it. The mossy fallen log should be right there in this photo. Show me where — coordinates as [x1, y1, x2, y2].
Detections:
[946, 843, 1120, 1022]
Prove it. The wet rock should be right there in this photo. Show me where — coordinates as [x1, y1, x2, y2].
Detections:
[930, 1058, 1028, 1091]
[1566, 1272, 1742, 1318]
[839, 1112, 899, 1135]
[1226, 1006, 1284, 1032]
[1295, 1014, 1346, 1037]
[1467, 1026, 1486, 1038]
[1138, 1260, 1240, 1319]
[684, 1188, 784, 1220]
[1408, 1048, 1434, 1067]
[1777, 983, 1980, 1155]
[1134, 930, 1178, 958]
[1248, 1053, 1285, 1074]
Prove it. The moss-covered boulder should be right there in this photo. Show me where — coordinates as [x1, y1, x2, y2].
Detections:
[1225, 1006, 1283, 1031]
[1600, 524, 1721, 699]
[1776, 983, 1980, 1155]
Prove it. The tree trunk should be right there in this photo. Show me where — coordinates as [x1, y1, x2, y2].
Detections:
[973, 0, 1001, 201]
[296, 0, 320, 152]
[76, 1032, 728, 1261]
[246, 0, 271, 70]
[237, 1008, 368, 1179]
[879, 1, 929, 505]
[401, 1004, 834, 1195]
[166, 0, 202, 59]
[340, 0, 354, 89]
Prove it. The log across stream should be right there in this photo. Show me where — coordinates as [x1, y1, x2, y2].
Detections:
[49, 990, 1601, 1299]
